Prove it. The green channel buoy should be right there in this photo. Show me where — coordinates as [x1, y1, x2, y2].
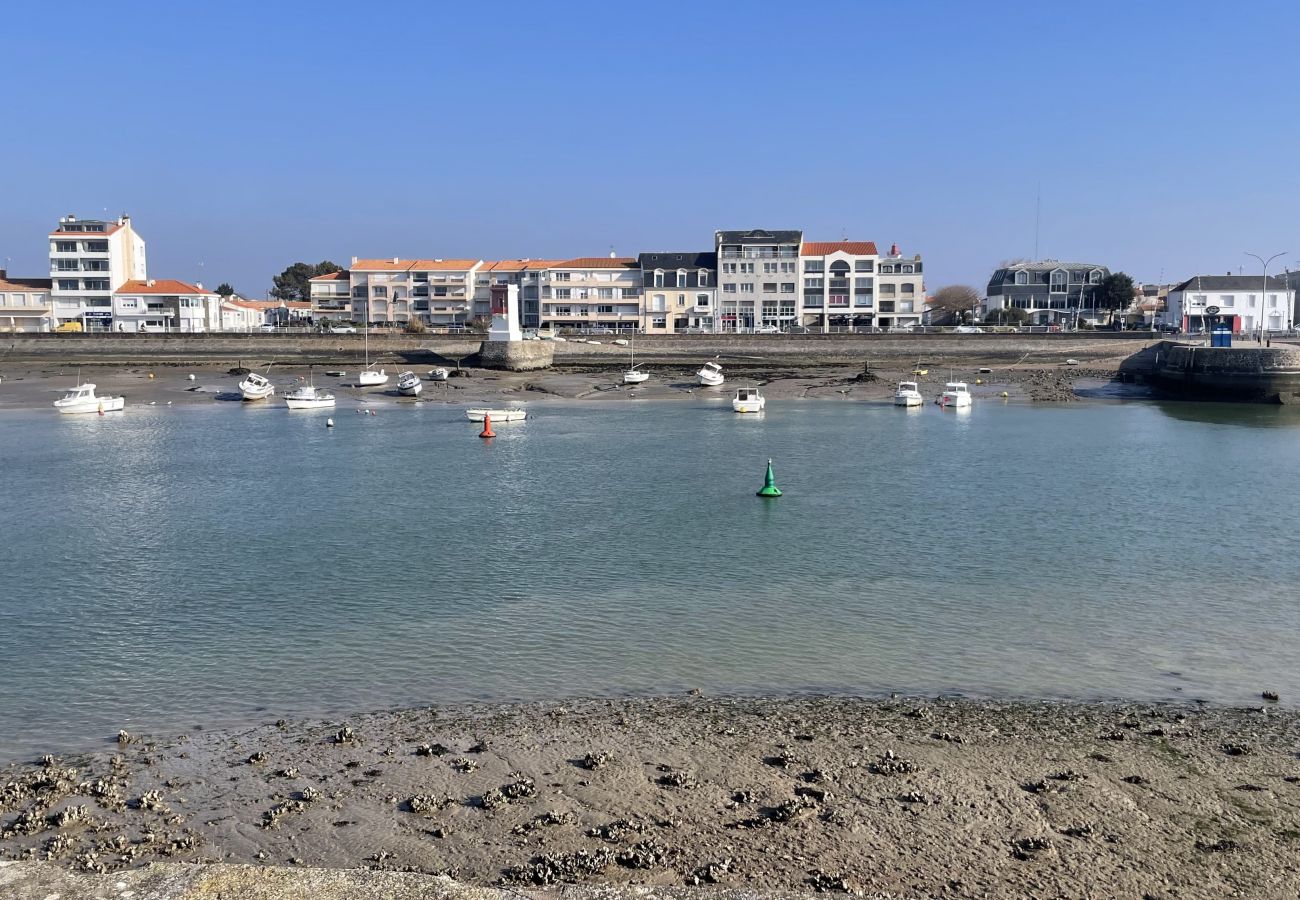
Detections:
[756, 459, 783, 498]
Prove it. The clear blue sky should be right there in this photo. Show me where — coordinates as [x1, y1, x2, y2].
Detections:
[3, 0, 1299, 295]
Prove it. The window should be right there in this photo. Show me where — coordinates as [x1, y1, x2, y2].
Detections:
[651, 316, 666, 328]
[740, 263, 754, 274]
[763, 262, 777, 274]
[695, 294, 709, 307]
[653, 270, 664, 287]
[722, 263, 736, 274]
[901, 264, 913, 273]
[740, 283, 754, 293]
[781, 283, 795, 293]
[723, 284, 736, 293]
[554, 288, 571, 299]
[879, 284, 896, 296]
[1050, 271, 1067, 293]
[880, 265, 894, 274]
[55, 260, 78, 271]
[763, 282, 777, 293]
[780, 261, 796, 273]
[651, 294, 666, 311]
[804, 278, 823, 289]
[554, 272, 571, 281]
[119, 298, 137, 308]
[855, 260, 873, 272]
[901, 283, 915, 295]
[597, 305, 614, 314]
[372, 286, 388, 298]
[676, 294, 686, 307]
[85, 279, 109, 291]
[804, 260, 824, 273]
[676, 270, 687, 287]
[597, 288, 613, 299]
[1269, 294, 1278, 308]
[352, 287, 366, 298]
[1244, 294, 1254, 308]
[54, 241, 77, 253]
[855, 277, 873, 289]
[552, 306, 571, 316]
[698, 270, 709, 286]
[1015, 271, 1028, 285]
[1089, 270, 1102, 284]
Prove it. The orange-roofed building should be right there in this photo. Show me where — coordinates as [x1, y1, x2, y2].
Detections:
[346, 256, 484, 328]
[476, 260, 562, 329]
[798, 238, 925, 331]
[538, 254, 643, 334]
[113, 279, 218, 333]
[309, 270, 352, 319]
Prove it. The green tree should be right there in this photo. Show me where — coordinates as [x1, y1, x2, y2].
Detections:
[214, 282, 235, 297]
[984, 307, 1029, 325]
[271, 260, 342, 302]
[1094, 272, 1137, 324]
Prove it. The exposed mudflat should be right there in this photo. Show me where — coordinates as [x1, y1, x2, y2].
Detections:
[4, 697, 1299, 898]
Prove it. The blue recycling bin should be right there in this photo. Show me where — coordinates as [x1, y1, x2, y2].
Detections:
[1211, 324, 1232, 347]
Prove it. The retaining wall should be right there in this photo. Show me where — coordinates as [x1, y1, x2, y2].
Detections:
[1151, 341, 1300, 403]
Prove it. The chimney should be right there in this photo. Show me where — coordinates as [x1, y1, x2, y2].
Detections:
[609, 249, 617, 258]
[890, 242, 899, 256]
[0, 268, 6, 280]
[351, 256, 358, 266]
[392, 257, 399, 264]
[67, 214, 76, 223]
[195, 281, 204, 290]
[146, 279, 155, 287]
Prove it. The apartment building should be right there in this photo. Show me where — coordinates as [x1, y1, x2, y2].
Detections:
[308, 270, 351, 319]
[477, 260, 559, 329]
[715, 229, 802, 332]
[1166, 274, 1293, 334]
[638, 252, 716, 333]
[799, 241, 879, 329]
[984, 260, 1109, 325]
[348, 258, 484, 328]
[113, 279, 219, 332]
[873, 244, 926, 329]
[49, 214, 147, 331]
[0, 270, 53, 332]
[539, 256, 642, 333]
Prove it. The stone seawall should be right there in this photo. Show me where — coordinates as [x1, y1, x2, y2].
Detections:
[2, 332, 1157, 368]
[477, 340, 555, 371]
[1151, 341, 1300, 403]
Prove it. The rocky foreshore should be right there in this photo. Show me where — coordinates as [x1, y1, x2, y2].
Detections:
[4, 697, 1299, 898]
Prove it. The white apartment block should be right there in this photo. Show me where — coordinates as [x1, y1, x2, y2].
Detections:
[49, 214, 146, 331]
[308, 270, 351, 319]
[873, 243, 926, 329]
[0, 270, 53, 332]
[348, 258, 484, 328]
[799, 241, 879, 329]
[715, 229, 802, 332]
[113, 279, 219, 332]
[539, 257, 642, 333]
[1166, 274, 1294, 334]
[477, 260, 558, 330]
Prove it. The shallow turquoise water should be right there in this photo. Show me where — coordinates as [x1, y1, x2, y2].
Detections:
[2, 397, 1299, 757]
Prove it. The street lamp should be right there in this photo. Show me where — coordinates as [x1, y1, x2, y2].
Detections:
[1244, 251, 1286, 343]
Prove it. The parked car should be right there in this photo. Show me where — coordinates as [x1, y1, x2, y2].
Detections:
[54, 321, 83, 332]
[328, 325, 357, 333]
[752, 324, 780, 334]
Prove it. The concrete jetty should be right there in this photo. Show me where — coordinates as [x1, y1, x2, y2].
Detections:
[1139, 340, 1300, 403]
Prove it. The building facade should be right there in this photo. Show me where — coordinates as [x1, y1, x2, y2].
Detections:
[1166, 275, 1293, 334]
[49, 214, 147, 331]
[638, 252, 716, 333]
[477, 260, 559, 330]
[308, 270, 351, 320]
[873, 244, 926, 329]
[539, 257, 642, 333]
[984, 260, 1110, 326]
[799, 241, 878, 329]
[715, 229, 802, 332]
[348, 258, 484, 328]
[0, 270, 53, 332]
[112, 280, 219, 332]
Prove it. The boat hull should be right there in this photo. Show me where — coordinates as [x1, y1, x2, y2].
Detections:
[358, 370, 388, 386]
[698, 374, 725, 386]
[623, 371, 649, 384]
[240, 384, 275, 401]
[939, 394, 972, 408]
[465, 408, 526, 423]
[732, 400, 765, 413]
[284, 396, 335, 409]
[428, 368, 449, 382]
[54, 397, 125, 414]
[894, 394, 923, 407]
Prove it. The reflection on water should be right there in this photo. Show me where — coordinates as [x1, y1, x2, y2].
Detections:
[2, 398, 1300, 757]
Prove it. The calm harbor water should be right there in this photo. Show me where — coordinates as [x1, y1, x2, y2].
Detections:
[2, 396, 1300, 758]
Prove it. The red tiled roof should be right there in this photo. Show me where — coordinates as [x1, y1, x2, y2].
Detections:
[801, 241, 879, 256]
[553, 257, 639, 269]
[308, 271, 349, 281]
[0, 275, 52, 292]
[115, 279, 211, 296]
[238, 300, 311, 309]
[482, 259, 562, 272]
[49, 222, 123, 238]
[351, 258, 482, 271]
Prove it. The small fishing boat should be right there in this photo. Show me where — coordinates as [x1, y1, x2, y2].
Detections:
[428, 367, 449, 382]
[623, 335, 649, 384]
[465, 407, 526, 423]
[324, 370, 347, 377]
[732, 387, 765, 413]
[938, 381, 972, 409]
[397, 371, 422, 396]
[894, 380, 924, 407]
[238, 371, 275, 401]
[697, 361, 724, 386]
[53, 383, 125, 414]
[283, 369, 335, 409]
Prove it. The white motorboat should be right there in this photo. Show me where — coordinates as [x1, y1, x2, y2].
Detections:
[894, 380, 924, 407]
[283, 369, 335, 409]
[697, 361, 725, 386]
[239, 371, 275, 401]
[732, 387, 765, 413]
[428, 367, 449, 381]
[53, 382, 125, 415]
[397, 371, 422, 396]
[938, 381, 972, 409]
[622, 335, 649, 384]
[465, 407, 526, 423]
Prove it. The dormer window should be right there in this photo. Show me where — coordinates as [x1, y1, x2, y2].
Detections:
[676, 269, 687, 288]
[698, 269, 709, 287]
[654, 269, 664, 288]
[1050, 270, 1068, 293]
[1089, 269, 1103, 284]
[1014, 270, 1028, 285]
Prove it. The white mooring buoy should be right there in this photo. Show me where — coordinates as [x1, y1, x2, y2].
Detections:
[326, 418, 334, 428]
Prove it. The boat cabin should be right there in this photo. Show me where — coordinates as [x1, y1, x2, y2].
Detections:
[735, 387, 761, 402]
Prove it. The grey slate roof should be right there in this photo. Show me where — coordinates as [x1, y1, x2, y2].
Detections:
[1172, 275, 1289, 292]
[638, 252, 716, 270]
[715, 229, 802, 245]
